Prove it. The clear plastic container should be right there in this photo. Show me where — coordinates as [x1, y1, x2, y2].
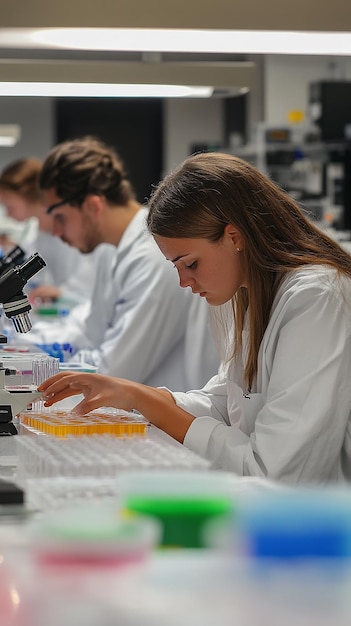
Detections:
[27, 504, 161, 570]
[118, 470, 236, 548]
[226, 487, 351, 626]
[15, 431, 211, 510]
[7, 504, 161, 626]
[0, 351, 59, 389]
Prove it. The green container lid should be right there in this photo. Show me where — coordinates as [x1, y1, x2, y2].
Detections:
[36, 307, 60, 316]
[125, 496, 232, 549]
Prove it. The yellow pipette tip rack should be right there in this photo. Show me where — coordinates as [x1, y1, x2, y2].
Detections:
[19, 409, 148, 438]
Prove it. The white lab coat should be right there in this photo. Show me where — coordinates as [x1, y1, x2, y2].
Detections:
[18, 218, 98, 305]
[26, 209, 220, 390]
[173, 266, 351, 484]
[184, 296, 220, 390]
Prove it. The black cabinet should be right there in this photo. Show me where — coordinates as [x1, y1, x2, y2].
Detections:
[309, 81, 351, 142]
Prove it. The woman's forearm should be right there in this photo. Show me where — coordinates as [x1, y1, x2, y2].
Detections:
[132, 384, 195, 443]
[39, 372, 194, 444]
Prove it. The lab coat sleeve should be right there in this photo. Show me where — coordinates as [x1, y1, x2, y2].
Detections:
[180, 276, 351, 483]
[20, 301, 92, 347]
[172, 370, 230, 422]
[75, 247, 191, 381]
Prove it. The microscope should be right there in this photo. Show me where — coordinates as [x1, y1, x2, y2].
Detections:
[0, 251, 46, 434]
[0, 244, 26, 274]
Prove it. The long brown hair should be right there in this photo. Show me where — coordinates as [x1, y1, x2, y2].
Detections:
[148, 152, 351, 390]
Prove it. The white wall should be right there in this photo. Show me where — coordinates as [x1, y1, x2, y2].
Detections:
[163, 98, 224, 174]
[0, 97, 54, 174]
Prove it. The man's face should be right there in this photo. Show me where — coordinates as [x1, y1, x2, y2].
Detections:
[42, 188, 103, 254]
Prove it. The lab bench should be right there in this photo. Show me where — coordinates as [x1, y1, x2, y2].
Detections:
[0, 424, 237, 626]
[1, 425, 350, 626]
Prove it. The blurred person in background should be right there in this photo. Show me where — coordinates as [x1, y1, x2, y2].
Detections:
[0, 157, 98, 306]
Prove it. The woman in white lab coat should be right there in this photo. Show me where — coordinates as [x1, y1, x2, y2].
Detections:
[39, 152, 351, 484]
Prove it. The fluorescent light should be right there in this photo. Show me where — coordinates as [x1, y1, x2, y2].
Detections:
[0, 124, 21, 146]
[24, 28, 351, 56]
[0, 83, 213, 98]
[0, 136, 17, 147]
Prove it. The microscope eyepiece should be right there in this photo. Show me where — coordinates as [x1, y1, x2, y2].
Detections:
[0, 252, 46, 333]
[15, 253, 46, 283]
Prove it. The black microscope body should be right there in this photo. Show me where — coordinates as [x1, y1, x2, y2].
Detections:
[0, 250, 46, 435]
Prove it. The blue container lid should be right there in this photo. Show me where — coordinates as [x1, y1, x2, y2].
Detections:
[238, 489, 351, 561]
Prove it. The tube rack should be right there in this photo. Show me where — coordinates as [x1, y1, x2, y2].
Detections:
[19, 408, 148, 438]
[0, 350, 59, 391]
[15, 431, 211, 510]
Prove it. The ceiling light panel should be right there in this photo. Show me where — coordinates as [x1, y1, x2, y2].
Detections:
[0, 82, 213, 98]
[0, 28, 350, 55]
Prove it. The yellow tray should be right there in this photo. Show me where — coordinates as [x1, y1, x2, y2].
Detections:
[20, 409, 148, 438]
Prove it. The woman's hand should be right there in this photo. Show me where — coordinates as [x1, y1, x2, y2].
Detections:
[38, 372, 137, 415]
[39, 372, 194, 443]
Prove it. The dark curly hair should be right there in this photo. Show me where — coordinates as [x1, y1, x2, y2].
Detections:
[39, 136, 135, 207]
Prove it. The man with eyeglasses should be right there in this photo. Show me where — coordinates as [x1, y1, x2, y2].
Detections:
[23, 136, 219, 391]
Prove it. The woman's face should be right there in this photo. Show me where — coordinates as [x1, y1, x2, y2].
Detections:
[0, 190, 29, 221]
[155, 225, 246, 306]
